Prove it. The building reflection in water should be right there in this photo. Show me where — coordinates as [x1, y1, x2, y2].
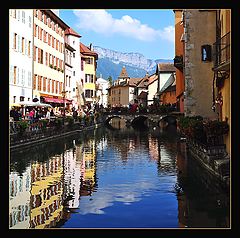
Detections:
[9, 167, 32, 229]
[29, 156, 64, 228]
[175, 141, 230, 228]
[9, 135, 97, 229]
[9, 123, 229, 228]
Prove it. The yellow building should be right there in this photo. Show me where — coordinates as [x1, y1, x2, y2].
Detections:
[80, 43, 98, 105]
[33, 10, 69, 104]
[29, 157, 64, 228]
[212, 10, 231, 156]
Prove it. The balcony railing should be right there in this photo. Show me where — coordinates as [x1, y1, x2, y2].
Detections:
[213, 32, 230, 69]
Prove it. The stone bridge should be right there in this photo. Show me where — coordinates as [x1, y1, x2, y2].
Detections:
[103, 112, 184, 128]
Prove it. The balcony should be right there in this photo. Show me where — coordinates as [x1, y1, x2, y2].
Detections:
[213, 32, 230, 71]
[174, 55, 183, 71]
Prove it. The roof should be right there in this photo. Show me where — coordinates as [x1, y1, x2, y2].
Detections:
[80, 43, 98, 58]
[43, 10, 69, 29]
[157, 63, 176, 73]
[118, 66, 129, 78]
[159, 73, 176, 93]
[129, 78, 143, 86]
[137, 73, 158, 88]
[65, 27, 81, 38]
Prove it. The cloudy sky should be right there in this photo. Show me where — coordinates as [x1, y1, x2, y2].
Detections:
[59, 9, 175, 60]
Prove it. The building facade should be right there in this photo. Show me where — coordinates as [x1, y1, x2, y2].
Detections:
[182, 10, 218, 119]
[173, 9, 185, 113]
[80, 43, 98, 105]
[108, 67, 142, 107]
[9, 9, 34, 106]
[64, 27, 82, 110]
[33, 9, 69, 105]
[96, 77, 109, 107]
[212, 9, 231, 155]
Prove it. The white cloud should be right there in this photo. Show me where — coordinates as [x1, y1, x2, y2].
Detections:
[73, 10, 174, 42]
[78, 181, 154, 215]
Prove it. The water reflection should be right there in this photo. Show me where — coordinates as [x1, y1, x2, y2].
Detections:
[9, 120, 230, 228]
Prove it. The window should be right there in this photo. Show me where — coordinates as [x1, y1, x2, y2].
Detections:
[73, 52, 75, 58]
[48, 79, 51, 92]
[73, 71, 75, 76]
[52, 80, 55, 93]
[13, 10, 16, 18]
[38, 48, 43, 64]
[13, 96, 16, 103]
[13, 33, 17, 50]
[28, 41, 31, 56]
[22, 11, 25, 24]
[28, 71, 31, 86]
[85, 57, 93, 64]
[22, 37, 25, 53]
[81, 59, 84, 71]
[33, 75, 37, 89]
[43, 77, 46, 91]
[29, 16, 32, 27]
[201, 45, 212, 62]
[85, 90, 93, 98]
[20, 96, 24, 102]
[91, 74, 94, 83]
[13, 66, 17, 84]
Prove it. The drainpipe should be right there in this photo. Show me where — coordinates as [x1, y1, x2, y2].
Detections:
[31, 10, 34, 102]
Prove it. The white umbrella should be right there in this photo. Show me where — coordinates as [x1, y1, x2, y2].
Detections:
[18, 101, 53, 108]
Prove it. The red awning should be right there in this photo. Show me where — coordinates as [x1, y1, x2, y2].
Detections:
[43, 97, 72, 104]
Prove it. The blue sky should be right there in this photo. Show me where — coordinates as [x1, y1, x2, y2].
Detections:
[59, 9, 175, 60]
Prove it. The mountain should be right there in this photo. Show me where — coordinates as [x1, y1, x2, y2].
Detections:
[93, 46, 173, 80]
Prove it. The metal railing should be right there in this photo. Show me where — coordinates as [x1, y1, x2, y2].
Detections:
[213, 32, 230, 68]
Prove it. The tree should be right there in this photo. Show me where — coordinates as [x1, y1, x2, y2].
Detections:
[107, 76, 113, 86]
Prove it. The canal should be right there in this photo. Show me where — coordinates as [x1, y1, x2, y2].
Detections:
[9, 118, 230, 229]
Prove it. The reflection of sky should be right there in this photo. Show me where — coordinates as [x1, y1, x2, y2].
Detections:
[77, 140, 177, 215]
[78, 181, 154, 215]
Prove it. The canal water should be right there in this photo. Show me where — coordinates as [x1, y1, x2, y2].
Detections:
[9, 119, 230, 229]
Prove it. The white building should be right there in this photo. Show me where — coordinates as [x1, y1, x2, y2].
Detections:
[9, 9, 33, 106]
[96, 76, 109, 107]
[64, 27, 82, 110]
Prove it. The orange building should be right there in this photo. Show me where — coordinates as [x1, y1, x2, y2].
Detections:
[160, 78, 176, 105]
[173, 10, 184, 113]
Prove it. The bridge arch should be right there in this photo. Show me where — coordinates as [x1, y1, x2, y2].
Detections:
[158, 115, 177, 127]
[131, 115, 148, 127]
[105, 115, 122, 125]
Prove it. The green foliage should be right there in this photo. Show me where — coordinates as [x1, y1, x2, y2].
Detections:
[55, 118, 63, 129]
[203, 120, 229, 136]
[17, 121, 28, 134]
[66, 116, 74, 127]
[40, 119, 48, 129]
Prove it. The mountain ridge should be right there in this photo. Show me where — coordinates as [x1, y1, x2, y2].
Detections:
[93, 46, 173, 79]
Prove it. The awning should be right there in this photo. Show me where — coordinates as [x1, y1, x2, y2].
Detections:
[18, 101, 53, 108]
[43, 97, 72, 104]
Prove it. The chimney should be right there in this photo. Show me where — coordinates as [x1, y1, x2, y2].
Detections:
[89, 43, 92, 50]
